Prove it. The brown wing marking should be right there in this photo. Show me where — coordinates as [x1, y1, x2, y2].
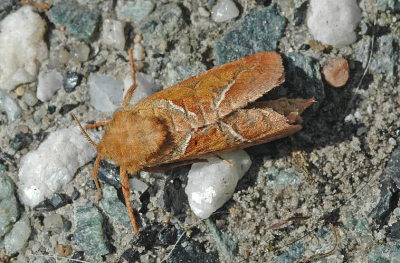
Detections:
[133, 52, 284, 129]
[179, 108, 302, 160]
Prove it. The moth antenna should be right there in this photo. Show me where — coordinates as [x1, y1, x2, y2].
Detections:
[71, 113, 98, 150]
[122, 48, 138, 109]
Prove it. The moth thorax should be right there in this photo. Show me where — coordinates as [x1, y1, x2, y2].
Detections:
[97, 110, 167, 169]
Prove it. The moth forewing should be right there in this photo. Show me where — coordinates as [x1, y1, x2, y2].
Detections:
[76, 49, 313, 235]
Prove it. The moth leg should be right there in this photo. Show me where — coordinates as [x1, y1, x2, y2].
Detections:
[216, 155, 235, 167]
[85, 119, 111, 129]
[93, 155, 101, 189]
[122, 48, 138, 109]
[120, 169, 139, 235]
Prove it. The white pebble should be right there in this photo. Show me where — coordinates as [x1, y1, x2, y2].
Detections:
[0, 89, 22, 122]
[43, 214, 63, 230]
[133, 43, 145, 61]
[88, 74, 124, 112]
[129, 178, 149, 193]
[102, 19, 126, 50]
[22, 89, 38, 107]
[36, 70, 63, 102]
[307, 0, 362, 47]
[198, 6, 210, 17]
[185, 150, 252, 219]
[58, 47, 71, 64]
[211, 0, 239, 23]
[18, 126, 100, 206]
[0, 6, 48, 91]
[71, 43, 90, 63]
[4, 215, 31, 254]
[123, 72, 161, 105]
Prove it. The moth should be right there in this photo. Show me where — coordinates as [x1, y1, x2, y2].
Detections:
[73, 49, 314, 234]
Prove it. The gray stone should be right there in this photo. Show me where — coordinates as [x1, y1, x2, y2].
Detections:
[43, 214, 64, 230]
[100, 186, 131, 229]
[0, 0, 17, 21]
[206, 219, 238, 261]
[271, 242, 305, 263]
[369, 35, 397, 79]
[117, 0, 155, 22]
[354, 35, 397, 80]
[73, 203, 109, 255]
[369, 245, 400, 262]
[140, 4, 183, 41]
[4, 214, 31, 254]
[370, 147, 400, 226]
[0, 89, 22, 122]
[282, 52, 324, 120]
[48, 1, 100, 42]
[266, 167, 303, 187]
[214, 5, 287, 65]
[0, 173, 19, 238]
[377, 0, 400, 11]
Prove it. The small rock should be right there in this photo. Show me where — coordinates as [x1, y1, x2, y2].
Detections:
[370, 147, 400, 226]
[271, 242, 305, 263]
[123, 72, 161, 105]
[88, 74, 124, 112]
[133, 43, 145, 61]
[0, 172, 19, 238]
[15, 86, 25, 96]
[0, 87, 22, 122]
[102, 19, 126, 50]
[71, 43, 90, 63]
[100, 186, 131, 229]
[56, 244, 73, 257]
[322, 58, 349, 88]
[48, 1, 100, 41]
[69, 251, 85, 262]
[163, 165, 191, 215]
[37, 70, 63, 102]
[282, 52, 324, 120]
[98, 159, 121, 188]
[120, 248, 140, 263]
[47, 105, 56, 115]
[307, 0, 361, 47]
[10, 131, 33, 151]
[206, 219, 238, 261]
[198, 6, 210, 17]
[117, 0, 155, 22]
[34, 193, 72, 212]
[18, 127, 100, 207]
[185, 150, 252, 219]
[73, 203, 109, 255]
[22, 89, 38, 107]
[0, 0, 18, 21]
[63, 72, 80, 93]
[129, 178, 148, 193]
[293, 1, 308, 26]
[58, 47, 71, 64]
[167, 241, 219, 263]
[211, 0, 239, 23]
[43, 213, 64, 230]
[369, 245, 400, 262]
[214, 5, 286, 65]
[0, 6, 48, 91]
[59, 103, 80, 115]
[4, 214, 31, 254]
[62, 220, 72, 232]
[131, 223, 178, 247]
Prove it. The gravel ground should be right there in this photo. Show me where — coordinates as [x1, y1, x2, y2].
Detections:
[1, 0, 400, 262]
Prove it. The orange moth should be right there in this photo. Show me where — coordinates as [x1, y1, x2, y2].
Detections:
[73, 49, 314, 235]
